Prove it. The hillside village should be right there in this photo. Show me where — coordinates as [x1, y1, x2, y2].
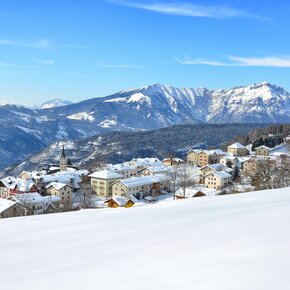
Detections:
[0, 136, 289, 219]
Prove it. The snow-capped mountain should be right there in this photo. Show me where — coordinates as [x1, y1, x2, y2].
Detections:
[0, 82, 289, 171]
[39, 99, 73, 109]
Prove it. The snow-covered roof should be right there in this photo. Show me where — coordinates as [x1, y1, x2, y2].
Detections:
[175, 187, 218, 198]
[0, 177, 16, 189]
[143, 166, 170, 173]
[129, 158, 163, 167]
[256, 145, 270, 150]
[16, 192, 44, 204]
[212, 149, 226, 155]
[105, 196, 133, 207]
[228, 142, 246, 149]
[117, 174, 170, 189]
[105, 163, 138, 173]
[43, 195, 61, 203]
[89, 170, 124, 180]
[45, 182, 71, 190]
[40, 170, 87, 188]
[0, 198, 17, 213]
[205, 170, 232, 179]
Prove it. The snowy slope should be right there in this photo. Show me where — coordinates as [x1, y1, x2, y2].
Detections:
[1, 187, 290, 290]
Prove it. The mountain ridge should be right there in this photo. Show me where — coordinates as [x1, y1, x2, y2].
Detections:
[0, 82, 289, 171]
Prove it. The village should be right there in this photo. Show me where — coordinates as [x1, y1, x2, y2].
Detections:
[1, 138, 290, 219]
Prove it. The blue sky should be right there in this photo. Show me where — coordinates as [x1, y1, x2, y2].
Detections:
[0, 0, 290, 105]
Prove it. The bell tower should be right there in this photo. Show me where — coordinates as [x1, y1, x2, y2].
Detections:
[60, 145, 67, 172]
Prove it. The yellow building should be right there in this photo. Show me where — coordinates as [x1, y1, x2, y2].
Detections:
[255, 146, 270, 156]
[227, 143, 248, 156]
[204, 171, 231, 190]
[89, 170, 123, 197]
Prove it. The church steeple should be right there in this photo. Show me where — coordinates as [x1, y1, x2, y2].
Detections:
[61, 145, 66, 159]
[60, 145, 67, 171]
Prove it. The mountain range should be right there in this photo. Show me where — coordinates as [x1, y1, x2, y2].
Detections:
[0, 123, 269, 178]
[0, 82, 289, 171]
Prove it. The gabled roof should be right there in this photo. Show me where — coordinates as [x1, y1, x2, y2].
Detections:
[0, 198, 17, 213]
[115, 174, 170, 189]
[89, 170, 123, 180]
[205, 171, 232, 179]
[255, 145, 270, 150]
[105, 196, 134, 207]
[45, 182, 72, 191]
[16, 192, 44, 204]
[228, 142, 246, 149]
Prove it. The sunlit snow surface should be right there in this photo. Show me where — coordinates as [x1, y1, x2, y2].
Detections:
[1, 187, 290, 290]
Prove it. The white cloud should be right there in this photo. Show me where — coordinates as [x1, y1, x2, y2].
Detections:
[228, 56, 290, 67]
[175, 55, 290, 67]
[0, 39, 52, 48]
[106, 0, 264, 19]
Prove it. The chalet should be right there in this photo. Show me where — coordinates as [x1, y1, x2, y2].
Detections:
[227, 142, 248, 157]
[255, 145, 270, 156]
[89, 170, 123, 197]
[112, 174, 171, 198]
[0, 198, 32, 219]
[104, 196, 135, 208]
[45, 182, 73, 211]
[204, 171, 232, 190]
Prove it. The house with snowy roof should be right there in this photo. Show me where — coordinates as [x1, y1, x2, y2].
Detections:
[104, 196, 135, 208]
[14, 192, 45, 215]
[89, 170, 124, 197]
[106, 163, 139, 178]
[45, 182, 73, 211]
[0, 198, 32, 219]
[204, 171, 232, 190]
[199, 164, 233, 184]
[227, 142, 248, 157]
[255, 145, 270, 157]
[112, 174, 171, 198]
[0, 177, 39, 198]
[140, 165, 171, 176]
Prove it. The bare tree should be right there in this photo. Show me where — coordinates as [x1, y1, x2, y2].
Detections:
[251, 160, 277, 190]
[176, 163, 195, 198]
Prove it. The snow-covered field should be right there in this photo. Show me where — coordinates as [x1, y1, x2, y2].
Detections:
[1, 187, 290, 290]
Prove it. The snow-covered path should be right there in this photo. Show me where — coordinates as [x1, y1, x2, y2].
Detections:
[1, 187, 290, 290]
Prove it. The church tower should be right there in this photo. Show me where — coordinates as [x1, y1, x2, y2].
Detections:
[60, 145, 67, 172]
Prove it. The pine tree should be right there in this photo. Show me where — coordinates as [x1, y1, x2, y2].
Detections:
[232, 166, 240, 182]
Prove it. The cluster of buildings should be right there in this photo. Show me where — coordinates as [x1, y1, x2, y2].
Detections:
[0, 146, 89, 218]
[1, 139, 289, 219]
[187, 141, 290, 190]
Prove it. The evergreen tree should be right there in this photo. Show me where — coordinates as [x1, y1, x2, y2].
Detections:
[232, 166, 240, 182]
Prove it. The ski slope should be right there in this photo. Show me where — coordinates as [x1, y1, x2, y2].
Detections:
[1, 187, 290, 290]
